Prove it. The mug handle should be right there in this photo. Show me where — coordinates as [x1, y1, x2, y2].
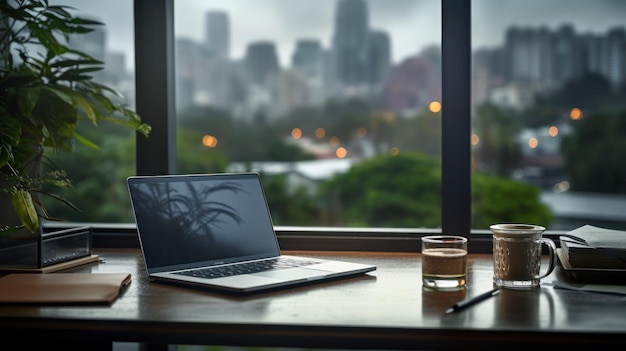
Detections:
[536, 238, 557, 280]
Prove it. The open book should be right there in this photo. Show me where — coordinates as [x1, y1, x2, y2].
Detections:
[559, 225, 626, 269]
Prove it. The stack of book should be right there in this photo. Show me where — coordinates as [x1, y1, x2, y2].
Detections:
[558, 225, 626, 283]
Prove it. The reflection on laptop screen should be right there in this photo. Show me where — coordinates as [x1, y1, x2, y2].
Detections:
[128, 174, 281, 271]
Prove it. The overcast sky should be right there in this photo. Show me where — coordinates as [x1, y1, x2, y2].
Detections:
[53, 0, 626, 70]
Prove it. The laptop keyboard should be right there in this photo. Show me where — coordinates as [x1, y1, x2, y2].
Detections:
[174, 257, 320, 279]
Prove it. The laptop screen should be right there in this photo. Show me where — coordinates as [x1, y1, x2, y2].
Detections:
[127, 173, 281, 272]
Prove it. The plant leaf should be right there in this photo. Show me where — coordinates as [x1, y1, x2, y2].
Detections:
[11, 189, 39, 233]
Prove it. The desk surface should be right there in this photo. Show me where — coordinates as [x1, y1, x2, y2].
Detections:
[1, 249, 625, 349]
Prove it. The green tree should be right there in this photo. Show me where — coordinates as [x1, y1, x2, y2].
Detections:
[553, 72, 613, 111]
[260, 173, 318, 226]
[472, 174, 553, 229]
[319, 152, 441, 228]
[43, 125, 138, 222]
[177, 129, 228, 174]
[319, 151, 553, 228]
[561, 110, 626, 193]
[409, 108, 442, 158]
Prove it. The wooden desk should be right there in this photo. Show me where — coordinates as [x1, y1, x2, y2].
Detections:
[1, 248, 625, 350]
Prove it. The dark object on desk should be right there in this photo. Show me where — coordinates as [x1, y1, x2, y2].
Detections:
[0, 226, 92, 271]
[559, 225, 626, 269]
[557, 248, 626, 284]
[445, 287, 500, 314]
[0, 272, 131, 304]
[126, 172, 376, 294]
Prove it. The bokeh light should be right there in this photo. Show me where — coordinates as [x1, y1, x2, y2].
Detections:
[315, 127, 326, 139]
[429, 101, 442, 113]
[570, 108, 583, 120]
[336, 147, 347, 158]
[291, 127, 303, 139]
[548, 126, 558, 137]
[202, 135, 218, 148]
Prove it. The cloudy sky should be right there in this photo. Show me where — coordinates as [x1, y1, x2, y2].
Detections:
[53, 0, 626, 70]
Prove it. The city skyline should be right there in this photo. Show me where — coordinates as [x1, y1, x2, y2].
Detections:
[51, 0, 626, 71]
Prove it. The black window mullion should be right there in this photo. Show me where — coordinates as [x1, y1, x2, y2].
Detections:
[134, 0, 177, 176]
[441, 0, 472, 237]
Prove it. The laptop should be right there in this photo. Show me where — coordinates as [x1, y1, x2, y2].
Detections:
[126, 172, 376, 293]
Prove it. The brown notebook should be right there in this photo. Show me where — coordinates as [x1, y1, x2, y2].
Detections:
[0, 272, 131, 304]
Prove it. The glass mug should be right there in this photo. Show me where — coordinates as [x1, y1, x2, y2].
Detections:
[421, 235, 467, 289]
[490, 223, 557, 289]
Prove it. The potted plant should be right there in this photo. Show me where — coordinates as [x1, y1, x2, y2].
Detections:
[0, 0, 151, 239]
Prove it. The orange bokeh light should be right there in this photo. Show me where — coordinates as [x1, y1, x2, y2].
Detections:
[336, 147, 347, 158]
[315, 127, 326, 139]
[291, 128, 303, 139]
[429, 101, 442, 113]
[570, 108, 583, 120]
[548, 126, 558, 137]
[471, 134, 480, 145]
[202, 135, 218, 148]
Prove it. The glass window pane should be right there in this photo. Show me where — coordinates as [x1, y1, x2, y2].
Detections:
[174, 0, 443, 228]
[39, 0, 137, 224]
[472, 0, 626, 231]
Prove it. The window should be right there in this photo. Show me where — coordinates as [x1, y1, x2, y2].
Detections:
[472, 0, 626, 231]
[172, 0, 445, 229]
[38, 1, 626, 245]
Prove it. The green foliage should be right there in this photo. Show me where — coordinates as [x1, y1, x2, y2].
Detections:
[42, 126, 138, 223]
[319, 152, 441, 227]
[471, 173, 553, 230]
[177, 129, 228, 174]
[319, 151, 553, 228]
[0, 0, 150, 233]
[561, 110, 626, 193]
[260, 173, 319, 226]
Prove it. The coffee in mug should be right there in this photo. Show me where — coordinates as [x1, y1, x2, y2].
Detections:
[490, 223, 557, 289]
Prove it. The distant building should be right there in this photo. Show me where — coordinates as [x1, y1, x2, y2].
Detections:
[383, 49, 441, 116]
[331, 0, 370, 87]
[291, 39, 325, 80]
[205, 11, 230, 60]
[245, 41, 280, 87]
[367, 30, 392, 87]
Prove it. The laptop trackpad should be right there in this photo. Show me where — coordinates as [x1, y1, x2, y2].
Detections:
[255, 267, 327, 280]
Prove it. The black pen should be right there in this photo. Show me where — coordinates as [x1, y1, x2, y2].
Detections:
[444, 287, 501, 314]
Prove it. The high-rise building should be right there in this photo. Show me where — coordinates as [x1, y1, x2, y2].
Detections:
[291, 39, 324, 80]
[245, 41, 280, 87]
[504, 26, 553, 87]
[605, 27, 626, 88]
[331, 0, 369, 86]
[501, 24, 625, 93]
[551, 24, 583, 87]
[205, 11, 230, 60]
[367, 30, 392, 86]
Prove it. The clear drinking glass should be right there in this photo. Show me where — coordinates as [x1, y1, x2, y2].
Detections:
[421, 235, 468, 289]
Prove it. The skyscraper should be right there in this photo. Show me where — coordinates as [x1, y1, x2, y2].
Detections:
[367, 30, 392, 86]
[331, 0, 369, 86]
[205, 11, 230, 60]
[291, 39, 324, 79]
[245, 41, 280, 87]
